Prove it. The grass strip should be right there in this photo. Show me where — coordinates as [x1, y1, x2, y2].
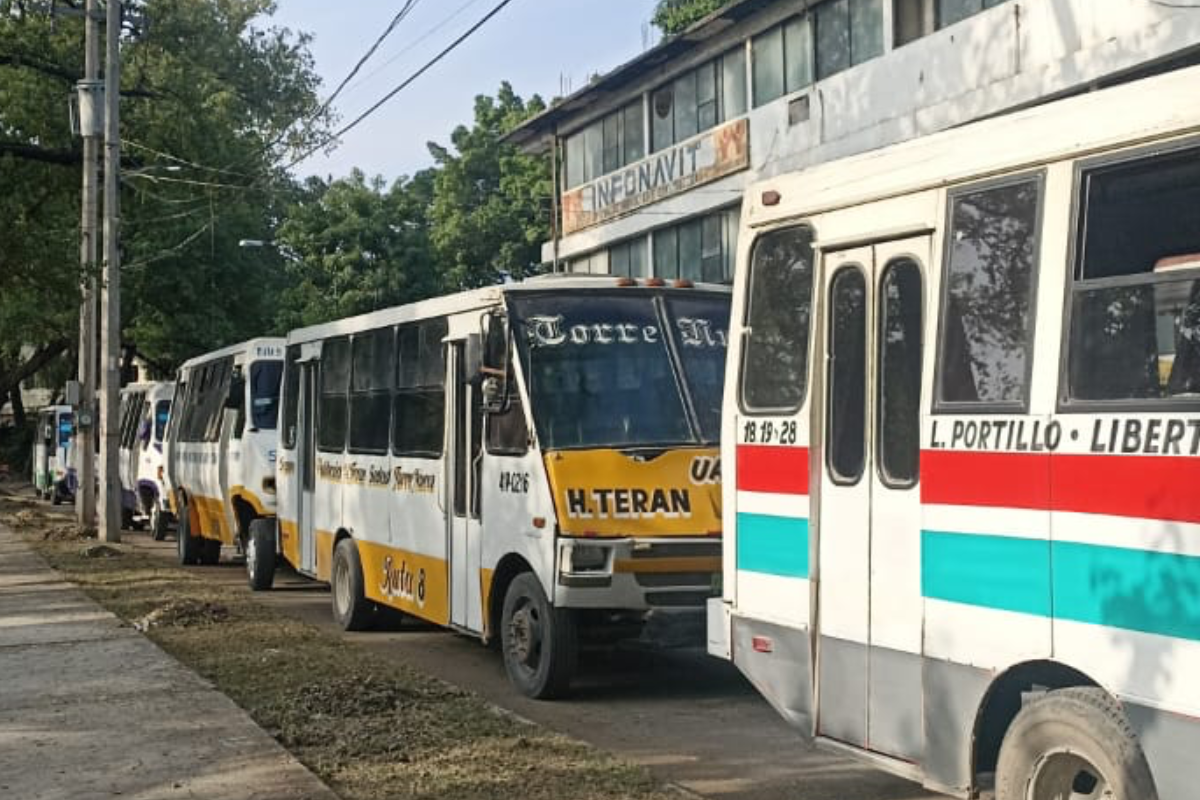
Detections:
[2, 496, 676, 800]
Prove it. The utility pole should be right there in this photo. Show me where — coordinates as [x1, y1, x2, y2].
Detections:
[98, 0, 122, 543]
[75, 0, 100, 533]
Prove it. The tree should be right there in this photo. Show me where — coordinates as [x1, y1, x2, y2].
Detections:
[427, 83, 551, 289]
[274, 169, 440, 329]
[651, 0, 734, 36]
[0, 0, 328, 389]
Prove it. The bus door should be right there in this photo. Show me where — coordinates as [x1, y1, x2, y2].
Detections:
[447, 341, 484, 632]
[296, 360, 318, 575]
[816, 237, 927, 762]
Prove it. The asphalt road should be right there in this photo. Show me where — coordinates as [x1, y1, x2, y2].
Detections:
[126, 530, 946, 800]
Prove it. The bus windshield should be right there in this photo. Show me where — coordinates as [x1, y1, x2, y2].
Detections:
[250, 360, 283, 431]
[509, 291, 729, 451]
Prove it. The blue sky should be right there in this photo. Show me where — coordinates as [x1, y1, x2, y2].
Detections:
[269, 0, 662, 181]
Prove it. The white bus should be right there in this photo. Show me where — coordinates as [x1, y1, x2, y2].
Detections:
[260, 277, 729, 698]
[710, 65, 1200, 800]
[117, 381, 175, 539]
[31, 404, 74, 504]
[165, 338, 284, 565]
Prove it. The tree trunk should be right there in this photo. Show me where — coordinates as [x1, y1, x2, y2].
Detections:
[0, 340, 69, 409]
[9, 387, 25, 427]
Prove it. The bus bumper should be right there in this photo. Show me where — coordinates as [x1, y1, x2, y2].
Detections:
[554, 537, 720, 611]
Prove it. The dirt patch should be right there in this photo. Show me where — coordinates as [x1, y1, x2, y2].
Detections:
[135, 598, 231, 630]
[3, 494, 677, 800]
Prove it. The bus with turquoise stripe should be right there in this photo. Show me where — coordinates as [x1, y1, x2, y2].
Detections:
[708, 64, 1200, 800]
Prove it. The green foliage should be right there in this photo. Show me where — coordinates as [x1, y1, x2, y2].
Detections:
[651, 0, 734, 36]
[0, 0, 328, 385]
[427, 82, 551, 289]
[274, 169, 439, 329]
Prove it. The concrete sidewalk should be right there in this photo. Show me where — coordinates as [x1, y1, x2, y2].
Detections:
[0, 523, 340, 800]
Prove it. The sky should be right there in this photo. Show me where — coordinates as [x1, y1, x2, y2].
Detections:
[268, 0, 662, 181]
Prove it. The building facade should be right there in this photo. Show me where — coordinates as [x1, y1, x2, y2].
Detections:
[508, 0, 1200, 280]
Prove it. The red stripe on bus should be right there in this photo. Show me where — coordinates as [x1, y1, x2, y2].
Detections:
[922, 450, 1200, 524]
[737, 445, 809, 495]
[1052, 453, 1200, 525]
[921, 450, 1051, 510]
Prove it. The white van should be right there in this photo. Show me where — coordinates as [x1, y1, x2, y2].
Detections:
[164, 338, 284, 564]
[31, 405, 74, 504]
[117, 382, 175, 539]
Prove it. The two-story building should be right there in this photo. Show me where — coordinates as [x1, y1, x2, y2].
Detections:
[507, 0, 1200, 279]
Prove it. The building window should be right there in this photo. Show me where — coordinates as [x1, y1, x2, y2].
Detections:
[610, 238, 649, 278]
[1066, 146, 1200, 404]
[937, 175, 1042, 409]
[894, 0, 933, 46]
[752, 16, 813, 107]
[564, 100, 645, 190]
[568, 250, 609, 275]
[937, 0, 1006, 29]
[651, 48, 747, 153]
[815, 0, 883, 81]
[652, 209, 739, 282]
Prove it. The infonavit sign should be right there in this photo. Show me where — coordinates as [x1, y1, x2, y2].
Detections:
[561, 118, 749, 235]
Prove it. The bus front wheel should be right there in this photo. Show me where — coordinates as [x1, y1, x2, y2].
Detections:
[245, 519, 276, 591]
[149, 505, 168, 542]
[996, 687, 1157, 800]
[331, 538, 375, 631]
[500, 573, 577, 700]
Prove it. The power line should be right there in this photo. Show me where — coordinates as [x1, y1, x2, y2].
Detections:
[255, 0, 423, 164]
[343, 0, 486, 99]
[285, 0, 518, 171]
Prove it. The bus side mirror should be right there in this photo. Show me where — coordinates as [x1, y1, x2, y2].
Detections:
[225, 376, 245, 409]
[480, 311, 509, 414]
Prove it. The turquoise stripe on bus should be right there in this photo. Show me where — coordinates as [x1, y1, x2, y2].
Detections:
[922, 530, 1200, 641]
[1052, 540, 1200, 642]
[736, 512, 809, 578]
[921, 530, 1052, 617]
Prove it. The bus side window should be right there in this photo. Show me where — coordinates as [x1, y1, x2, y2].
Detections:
[1066, 145, 1200, 403]
[281, 346, 300, 449]
[318, 337, 351, 452]
[348, 328, 394, 455]
[740, 225, 816, 413]
[936, 175, 1042, 411]
[486, 359, 529, 456]
[393, 319, 447, 458]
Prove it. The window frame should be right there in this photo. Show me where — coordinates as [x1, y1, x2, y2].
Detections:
[738, 222, 817, 416]
[876, 257, 925, 489]
[1057, 137, 1200, 413]
[932, 170, 1046, 415]
[825, 264, 870, 487]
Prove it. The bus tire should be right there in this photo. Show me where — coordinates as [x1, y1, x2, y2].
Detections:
[996, 686, 1157, 800]
[150, 505, 168, 542]
[176, 501, 202, 566]
[246, 518, 276, 591]
[331, 538, 374, 631]
[199, 537, 221, 566]
[501, 573, 577, 700]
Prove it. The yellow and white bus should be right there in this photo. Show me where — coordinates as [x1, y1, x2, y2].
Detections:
[259, 277, 730, 698]
[710, 65, 1200, 800]
[164, 338, 284, 565]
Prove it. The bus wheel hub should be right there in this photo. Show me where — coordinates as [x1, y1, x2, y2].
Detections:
[509, 605, 541, 666]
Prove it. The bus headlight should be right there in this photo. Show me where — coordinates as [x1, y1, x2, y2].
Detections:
[570, 544, 608, 571]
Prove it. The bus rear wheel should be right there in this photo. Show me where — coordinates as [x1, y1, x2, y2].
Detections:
[245, 518, 276, 591]
[500, 573, 577, 700]
[996, 687, 1157, 800]
[176, 500, 202, 566]
[331, 538, 375, 631]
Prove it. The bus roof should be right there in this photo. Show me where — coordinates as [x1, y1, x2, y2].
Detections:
[744, 63, 1200, 229]
[286, 276, 732, 345]
[177, 337, 286, 373]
